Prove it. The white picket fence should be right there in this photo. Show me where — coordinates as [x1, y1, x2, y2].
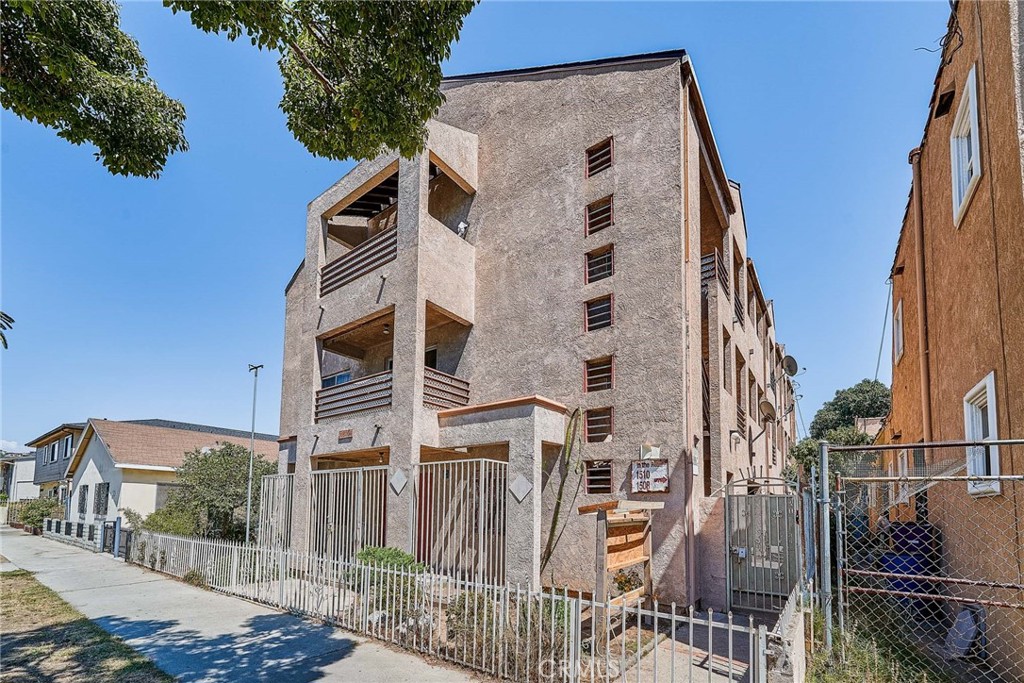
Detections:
[129, 530, 767, 682]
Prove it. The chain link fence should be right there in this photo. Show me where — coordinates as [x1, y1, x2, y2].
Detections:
[825, 440, 1024, 683]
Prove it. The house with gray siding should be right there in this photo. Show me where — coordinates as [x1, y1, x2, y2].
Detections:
[277, 50, 796, 609]
[26, 422, 85, 510]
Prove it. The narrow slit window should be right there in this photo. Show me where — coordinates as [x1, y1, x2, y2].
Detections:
[586, 137, 613, 177]
[585, 407, 614, 443]
[584, 460, 613, 494]
[585, 357, 614, 392]
[585, 245, 614, 283]
[585, 196, 614, 235]
[585, 295, 613, 331]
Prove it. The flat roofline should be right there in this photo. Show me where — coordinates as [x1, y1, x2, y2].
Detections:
[443, 49, 688, 83]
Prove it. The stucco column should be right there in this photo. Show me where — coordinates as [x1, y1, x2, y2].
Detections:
[384, 153, 431, 552]
[505, 425, 543, 588]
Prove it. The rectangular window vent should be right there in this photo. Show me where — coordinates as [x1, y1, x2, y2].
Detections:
[585, 295, 613, 331]
[584, 460, 613, 493]
[585, 357, 614, 392]
[585, 245, 614, 283]
[586, 138, 613, 177]
[585, 196, 614, 235]
[585, 407, 614, 443]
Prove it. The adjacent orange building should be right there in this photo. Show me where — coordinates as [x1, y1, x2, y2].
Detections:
[873, 1, 1024, 677]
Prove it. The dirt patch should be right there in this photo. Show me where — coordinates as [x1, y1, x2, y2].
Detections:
[0, 569, 172, 683]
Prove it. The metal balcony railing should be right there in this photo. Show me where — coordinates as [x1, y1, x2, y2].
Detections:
[320, 228, 398, 297]
[423, 367, 470, 409]
[737, 404, 747, 434]
[315, 371, 393, 421]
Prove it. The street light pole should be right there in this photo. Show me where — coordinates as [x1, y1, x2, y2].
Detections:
[244, 363, 263, 543]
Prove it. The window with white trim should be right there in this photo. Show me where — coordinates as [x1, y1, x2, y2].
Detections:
[893, 299, 904, 363]
[48, 443, 58, 463]
[950, 66, 981, 225]
[964, 371, 1000, 495]
[63, 435, 73, 459]
[896, 449, 910, 505]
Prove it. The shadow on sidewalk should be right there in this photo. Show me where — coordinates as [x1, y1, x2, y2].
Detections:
[94, 612, 358, 682]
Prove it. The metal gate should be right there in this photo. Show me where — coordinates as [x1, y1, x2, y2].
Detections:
[725, 477, 801, 612]
[308, 466, 387, 561]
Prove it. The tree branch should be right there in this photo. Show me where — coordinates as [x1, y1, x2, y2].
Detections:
[285, 37, 336, 95]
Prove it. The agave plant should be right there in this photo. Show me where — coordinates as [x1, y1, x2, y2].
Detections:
[0, 311, 13, 349]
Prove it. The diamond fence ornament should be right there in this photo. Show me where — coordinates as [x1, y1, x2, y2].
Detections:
[509, 473, 533, 503]
[389, 468, 408, 495]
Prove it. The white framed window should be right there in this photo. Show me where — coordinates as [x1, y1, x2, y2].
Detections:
[950, 65, 982, 226]
[964, 371, 1000, 496]
[48, 443, 58, 463]
[893, 299, 904, 363]
[896, 449, 910, 505]
[62, 435, 73, 459]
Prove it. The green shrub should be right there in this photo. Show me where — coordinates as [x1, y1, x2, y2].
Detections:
[183, 569, 207, 588]
[356, 546, 425, 570]
[0, 493, 9, 504]
[20, 498, 63, 528]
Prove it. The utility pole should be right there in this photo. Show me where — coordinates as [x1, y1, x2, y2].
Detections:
[244, 364, 263, 543]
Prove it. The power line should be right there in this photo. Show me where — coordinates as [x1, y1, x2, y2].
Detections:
[874, 278, 893, 382]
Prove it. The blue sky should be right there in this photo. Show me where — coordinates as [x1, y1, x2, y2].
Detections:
[1, 1, 950, 450]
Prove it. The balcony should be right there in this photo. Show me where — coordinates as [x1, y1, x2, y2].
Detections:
[737, 404, 747, 434]
[320, 228, 398, 297]
[734, 293, 745, 327]
[315, 371, 393, 422]
[700, 250, 730, 299]
[423, 367, 470, 409]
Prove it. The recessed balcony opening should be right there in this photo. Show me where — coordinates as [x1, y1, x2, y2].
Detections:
[312, 447, 390, 470]
[316, 309, 395, 421]
[427, 158, 474, 241]
[321, 166, 400, 296]
[423, 302, 471, 409]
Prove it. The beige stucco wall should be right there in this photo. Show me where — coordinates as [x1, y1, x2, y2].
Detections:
[279, 56, 794, 607]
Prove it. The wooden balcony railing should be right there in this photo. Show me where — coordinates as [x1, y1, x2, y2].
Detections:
[320, 228, 398, 297]
[315, 371, 392, 421]
[423, 367, 470, 409]
[700, 250, 730, 299]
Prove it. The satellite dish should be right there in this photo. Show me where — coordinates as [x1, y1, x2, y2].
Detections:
[759, 400, 777, 423]
[782, 355, 800, 377]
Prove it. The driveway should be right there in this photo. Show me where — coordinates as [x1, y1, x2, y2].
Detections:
[0, 528, 477, 682]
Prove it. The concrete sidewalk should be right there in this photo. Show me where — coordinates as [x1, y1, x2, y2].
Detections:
[0, 528, 477, 682]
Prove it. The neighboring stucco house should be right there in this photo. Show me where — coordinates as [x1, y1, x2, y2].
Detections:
[0, 451, 39, 501]
[277, 50, 796, 609]
[873, 0, 1024, 678]
[65, 419, 279, 527]
[26, 422, 86, 510]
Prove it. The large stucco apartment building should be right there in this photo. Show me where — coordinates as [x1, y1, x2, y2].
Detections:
[277, 50, 796, 608]
[873, 0, 1024, 677]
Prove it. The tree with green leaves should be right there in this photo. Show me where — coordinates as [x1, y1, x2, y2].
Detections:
[0, 1, 188, 177]
[125, 442, 275, 540]
[1, 0, 477, 178]
[790, 379, 891, 479]
[809, 379, 890, 439]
